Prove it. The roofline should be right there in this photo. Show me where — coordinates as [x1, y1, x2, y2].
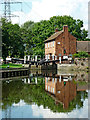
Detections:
[44, 31, 63, 43]
[77, 41, 90, 42]
[44, 39, 55, 43]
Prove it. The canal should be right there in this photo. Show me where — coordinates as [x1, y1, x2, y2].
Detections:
[0, 70, 89, 118]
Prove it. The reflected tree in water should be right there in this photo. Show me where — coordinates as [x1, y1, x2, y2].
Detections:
[2, 77, 88, 113]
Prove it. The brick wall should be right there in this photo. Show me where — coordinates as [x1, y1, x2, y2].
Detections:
[55, 29, 76, 57]
[45, 41, 56, 55]
[45, 25, 76, 58]
[45, 77, 77, 109]
[55, 80, 77, 109]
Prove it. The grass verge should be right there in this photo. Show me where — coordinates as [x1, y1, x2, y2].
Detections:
[0, 63, 23, 68]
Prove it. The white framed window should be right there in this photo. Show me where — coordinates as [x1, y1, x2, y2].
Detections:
[53, 41, 54, 47]
[52, 78, 54, 83]
[53, 88, 54, 93]
[48, 43, 49, 48]
[55, 56, 57, 60]
[55, 78, 57, 83]
[46, 43, 47, 48]
[46, 85, 47, 90]
[52, 54, 54, 60]
[46, 55, 48, 61]
[46, 77, 48, 83]
[48, 86, 50, 91]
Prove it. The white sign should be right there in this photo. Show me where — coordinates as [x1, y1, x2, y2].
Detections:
[57, 42, 60, 44]
[6, 58, 12, 61]
[63, 56, 68, 59]
[63, 78, 68, 81]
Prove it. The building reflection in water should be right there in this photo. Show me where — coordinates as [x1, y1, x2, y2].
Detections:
[45, 75, 76, 109]
[20, 70, 88, 110]
[2, 70, 88, 119]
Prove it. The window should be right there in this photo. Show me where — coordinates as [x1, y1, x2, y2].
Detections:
[52, 54, 54, 60]
[46, 55, 48, 61]
[53, 41, 54, 47]
[55, 56, 57, 60]
[46, 85, 47, 90]
[48, 86, 50, 91]
[55, 78, 57, 83]
[48, 54, 50, 59]
[46, 43, 47, 48]
[48, 43, 49, 48]
[46, 77, 48, 83]
[53, 88, 54, 93]
[52, 78, 54, 83]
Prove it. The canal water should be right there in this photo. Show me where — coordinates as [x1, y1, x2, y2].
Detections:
[0, 70, 88, 118]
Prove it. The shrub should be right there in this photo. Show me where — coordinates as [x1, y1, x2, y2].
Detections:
[73, 51, 89, 58]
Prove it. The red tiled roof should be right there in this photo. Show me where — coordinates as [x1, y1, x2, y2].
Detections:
[45, 31, 63, 42]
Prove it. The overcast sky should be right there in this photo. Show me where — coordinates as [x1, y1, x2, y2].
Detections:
[0, 0, 90, 30]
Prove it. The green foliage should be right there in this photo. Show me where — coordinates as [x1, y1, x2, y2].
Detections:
[1, 18, 24, 60]
[73, 51, 89, 58]
[21, 15, 88, 56]
[1, 15, 89, 59]
[2, 77, 88, 113]
[0, 63, 23, 68]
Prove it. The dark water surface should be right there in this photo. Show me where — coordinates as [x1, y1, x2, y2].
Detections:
[0, 70, 88, 118]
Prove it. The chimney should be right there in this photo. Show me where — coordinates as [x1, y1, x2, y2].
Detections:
[55, 28, 58, 32]
[63, 25, 68, 32]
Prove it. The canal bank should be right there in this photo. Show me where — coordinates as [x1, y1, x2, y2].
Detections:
[30, 63, 89, 72]
[0, 67, 30, 79]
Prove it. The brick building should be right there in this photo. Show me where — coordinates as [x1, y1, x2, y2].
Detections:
[45, 75, 77, 109]
[44, 25, 76, 63]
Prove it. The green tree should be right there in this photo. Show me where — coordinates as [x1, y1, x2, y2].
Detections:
[1, 15, 89, 58]
[21, 15, 88, 57]
[1, 18, 24, 61]
[20, 21, 34, 55]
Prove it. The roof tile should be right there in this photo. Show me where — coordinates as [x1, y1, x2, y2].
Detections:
[45, 31, 63, 42]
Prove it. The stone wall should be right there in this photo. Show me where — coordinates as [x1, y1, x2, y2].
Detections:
[74, 58, 89, 70]
[57, 58, 89, 71]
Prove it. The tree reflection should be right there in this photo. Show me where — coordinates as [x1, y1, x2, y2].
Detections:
[2, 75, 88, 113]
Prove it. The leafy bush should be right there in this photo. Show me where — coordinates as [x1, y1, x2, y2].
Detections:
[73, 51, 89, 58]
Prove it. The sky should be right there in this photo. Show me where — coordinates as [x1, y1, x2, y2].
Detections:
[1, 97, 88, 118]
[0, 0, 90, 30]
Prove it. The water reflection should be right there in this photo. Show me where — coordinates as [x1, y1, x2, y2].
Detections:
[45, 76, 77, 109]
[1, 70, 88, 118]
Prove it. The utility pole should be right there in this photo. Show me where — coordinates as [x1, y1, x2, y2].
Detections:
[1, 0, 22, 21]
